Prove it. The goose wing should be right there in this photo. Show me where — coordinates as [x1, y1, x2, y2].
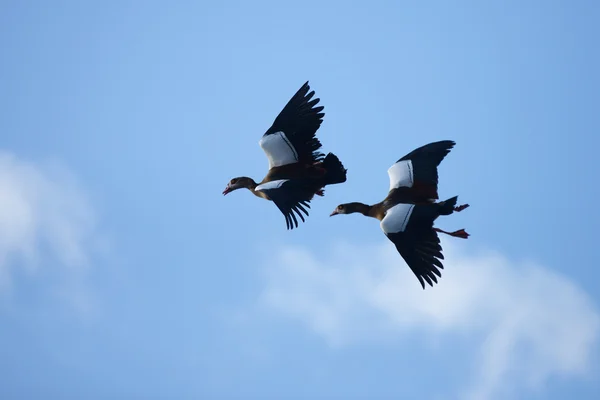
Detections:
[259, 82, 326, 170]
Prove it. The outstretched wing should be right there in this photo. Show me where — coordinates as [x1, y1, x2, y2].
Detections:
[380, 203, 445, 289]
[259, 81, 325, 170]
[386, 140, 455, 200]
[255, 179, 315, 230]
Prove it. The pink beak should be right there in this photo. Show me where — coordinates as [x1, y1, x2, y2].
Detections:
[222, 185, 232, 195]
[330, 210, 339, 217]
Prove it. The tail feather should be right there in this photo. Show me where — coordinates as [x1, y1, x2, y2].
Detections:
[322, 152, 347, 185]
[439, 196, 458, 216]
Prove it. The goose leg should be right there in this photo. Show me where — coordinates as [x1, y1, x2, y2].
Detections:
[454, 204, 470, 212]
[434, 227, 470, 239]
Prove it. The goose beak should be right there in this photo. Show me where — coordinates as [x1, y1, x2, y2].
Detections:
[222, 185, 232, 195]
[329, 209, 339, 217]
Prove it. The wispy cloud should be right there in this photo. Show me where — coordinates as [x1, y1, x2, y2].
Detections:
[0, 151, 105, 315]
[259, 240, 600, 400]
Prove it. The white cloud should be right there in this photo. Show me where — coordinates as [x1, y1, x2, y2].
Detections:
[0, 151, 103, 314]
[259, 239, 600, 400]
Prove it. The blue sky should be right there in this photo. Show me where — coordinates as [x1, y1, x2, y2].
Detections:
[1, 1, 599, 399]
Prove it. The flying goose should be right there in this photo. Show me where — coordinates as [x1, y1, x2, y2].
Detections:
[223, 81, 347, 230]
[330, 140, 469, 289]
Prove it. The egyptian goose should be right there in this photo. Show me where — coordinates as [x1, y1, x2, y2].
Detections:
[330, 140, 469, 289]
[223, 81, 347, 230]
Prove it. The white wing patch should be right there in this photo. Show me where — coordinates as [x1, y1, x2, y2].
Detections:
[380, 203, 415, 234]
[255, 179, 289, 192]
[259, 132, 298, 169]
[387, 160, 414, 191]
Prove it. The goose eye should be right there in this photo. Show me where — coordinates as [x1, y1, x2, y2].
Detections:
[337, 205, 343, 210]
[231, 178, 238, 184]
